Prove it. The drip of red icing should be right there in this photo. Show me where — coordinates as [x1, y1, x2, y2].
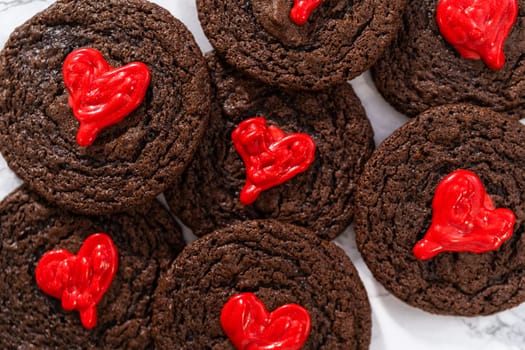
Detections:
[436, 0, 518, 70]
[231, 117, 316, 205]
[63, 48, 151, 146]
[290, 0, 324, 25]
[220, 293, 311, 350]
[413, 170, 515, 260]
[35, 233, 118, 329]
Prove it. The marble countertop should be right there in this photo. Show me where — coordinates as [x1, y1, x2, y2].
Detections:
[0, 1, 524, 349]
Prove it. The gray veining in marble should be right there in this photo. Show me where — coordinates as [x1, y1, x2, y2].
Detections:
[0, 0, 49, 12]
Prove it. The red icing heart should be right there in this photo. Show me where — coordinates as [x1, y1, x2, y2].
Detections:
[220, 293, 311, 350]
[35, 233, 118, 329]
[413, 170, 515, 260]
[63, 48, 151, 147]
[290, 0, 324, 25]
[232, 117, 316, 205]
[436, 0, 518, 70]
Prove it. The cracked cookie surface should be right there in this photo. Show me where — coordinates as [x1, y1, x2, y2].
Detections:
[165, 54, 374, 240]
[197, 0, 407, 90]
[153, 220, 371, 349]
[355, 104, 525, 315]
[0, 187, 185, 349]
[372, 0, 525, 119]
[0, 0, 210, 215]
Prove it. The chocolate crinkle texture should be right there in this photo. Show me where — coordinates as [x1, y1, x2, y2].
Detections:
[372, 0, 525, 119]
[354, 104, 525, 316]
[197, 0, 407, 90]
[152, 220, 371, 349]
[0, 187, 185, 349]
[165, 53, 374, 241]
[0, 0, 211, 215]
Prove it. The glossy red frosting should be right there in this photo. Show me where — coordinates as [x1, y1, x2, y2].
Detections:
[220, 293, 311, 350]
[35, 233, 118, 329]
[290, 0, 324, 25]
[232, 117, 316, 205]
[413, 169, 515, 260]
[436, 0, 518, 70]
[63, 48, 150, 146]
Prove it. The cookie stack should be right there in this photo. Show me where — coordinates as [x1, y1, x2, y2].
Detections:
[353, 0, 525, 318]
[7, 0, 522, 349]
[154, 0, 410, 347]
[0, 0, 407, 348]
[0, 0, 206, 347]
[160, 50, 374, 349]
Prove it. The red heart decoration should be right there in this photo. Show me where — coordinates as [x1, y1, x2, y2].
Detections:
[232, 117, 316, 205]
[413, 170, 515, 260]
[290, 0, 324, 25]
[436, 0, 518, 70]
[35, 233, 118, 329]
[220, 293, 311, 350]
[63, 48, 151, 147]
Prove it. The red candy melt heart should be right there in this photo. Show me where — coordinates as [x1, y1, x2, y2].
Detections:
[220, 293, 311, 350]
[232, 117, 316, 205]
[290, 0, 324, 25]
[413, 170, 515, 260]
[63, 48, 151, 147]
[436, 0, 518, 70]
[35, 233, 118, 329]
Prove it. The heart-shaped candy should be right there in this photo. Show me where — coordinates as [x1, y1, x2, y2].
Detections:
[413, 170, 516, 260]
[220, 293, 311, 350]
[232, 117, 316, 205]
[436, 0, 518, 70]
[63, 48, 151, 147]
[35, 233, 118, 329]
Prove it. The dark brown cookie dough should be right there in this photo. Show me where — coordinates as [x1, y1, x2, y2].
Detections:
[165, 54, 374, 240]
[197, 0, 407, 90]
[354, 104, 525, 316]
[0, 0, 210, 215]
[152, 220, 371, 349]
[372, 0, 525, 119]
[0, 186, 185, 349]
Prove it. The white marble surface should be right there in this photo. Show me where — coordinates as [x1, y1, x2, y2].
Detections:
[0, 1, 524, 349]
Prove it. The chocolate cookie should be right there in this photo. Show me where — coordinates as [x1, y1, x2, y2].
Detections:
[165, 54, 374, 240]
[153, 220, 371, 349]
[0, 0, 210, 215]
[372, 0, 525, 118]
[354, 104, 525, 316]
[197, 0, 407, 90]
[0, 187, 185, 349]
